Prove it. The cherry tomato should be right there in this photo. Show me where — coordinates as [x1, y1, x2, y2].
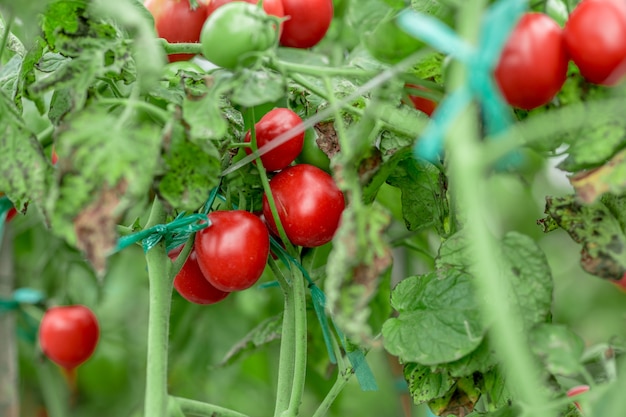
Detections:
[280, 0, 333, 49]
[195, 210, 270, 291]
[169, 245, 230, 304]
[200, 2, 278, 68]
[263, 164, 345, 247]
[564, 0, 626, 85]
[244, 108, 304, 172]
[406, 84, 437, 117]
[494, 12, 569, 110]
[206, 0, 284, 33]
[39, 305, 100, 370]
[144, 0, 208, 62]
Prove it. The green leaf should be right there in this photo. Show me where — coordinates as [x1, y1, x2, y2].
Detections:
[157, 121, 221, 212]
[47, 105, 161, 273]
[541, 194, 626, 280]
[404, 362, 455, 404]
[386, 156, 449, 234]
[230, 68, 286, 107]
[530, 324, 586, 378]
[559, 120, 626, 172]
[500, 232, 553, 329]
[382, 272, 485, 365]
[0, 91, 52, 211]
[569, 149, 626, 204]
[217, 314, 282, 367]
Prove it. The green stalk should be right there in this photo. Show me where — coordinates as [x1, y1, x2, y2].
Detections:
[310, 369, 354, 417]
[448, 2, 553, 416]
[273, 271, 295, 417]
[160, 40, 203, 56]
[282, 267, 307, 417]
[173, 396, 252, 417]
[143, 198, 172, 417]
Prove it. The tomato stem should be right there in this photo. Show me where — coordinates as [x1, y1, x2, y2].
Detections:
[143, 197, 173, 417]
[173, 396, 252, 417]
[159, 40, 203, 56]
[447, 2, 555, 415]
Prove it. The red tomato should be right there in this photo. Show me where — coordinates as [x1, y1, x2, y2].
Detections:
[406, 84, 437, 116]
[263, 164, 345, 247]
[195, 210, 270, 292]
[244, 108, 305, 172]
[280, 0, 333, 48]
[494, 13, 569, 110]
[564, 0, 626, 85]
[169, 246, 230, 304]
[144, 0, 208, 62]
[39, 305, 100, 370]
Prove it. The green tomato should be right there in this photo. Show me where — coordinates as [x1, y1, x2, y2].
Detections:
[297, 129, 330, 172]
[200, 2, 278, 69]
[364, 13, 424, 64]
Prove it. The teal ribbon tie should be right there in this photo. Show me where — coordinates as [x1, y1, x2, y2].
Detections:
[397, 0, 528, 165]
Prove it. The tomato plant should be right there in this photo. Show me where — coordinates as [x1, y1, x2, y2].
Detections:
[279, 0, 333, 48]
[244, 108, 305, 172]
[194, 210, 270, 292]
[494, 12, 569, 110]
[168, 245, 230, 305]
[564, 0, 626, 85]
[200, 2, 278, 68]
[38, 305, 100, 370]
[263, 164, 345, 247]
[144, 0, 208, 62]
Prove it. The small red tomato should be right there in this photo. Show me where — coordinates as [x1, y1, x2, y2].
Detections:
[245, 108, 305, 172]
[39, 305, 100, 370]
[280, 0, 333, 48]
[406, 84, 437, 116]
[144, 0, 208, 62]
[494, 12, 569, 110]
[263, 164, 345, 247]
[169, 245, 230, 304]
[195, 210, 270, 292]
[564, 0, 626, 85]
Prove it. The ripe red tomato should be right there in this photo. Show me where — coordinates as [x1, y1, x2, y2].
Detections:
[406, 84, 437, 116]
[169, 246, 230, 304]
[39, 305, 100, 370]
[195, 210, 270, 292]
[244, 108, 305, 172]
[144, 0, 208, 62]
[564, 0, 626, 85]
[263, 164, 345, 247]
[280, 0, 333, 48]
[494, 12, 569, 110]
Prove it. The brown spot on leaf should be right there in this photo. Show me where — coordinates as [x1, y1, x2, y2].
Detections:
[314, 122, 340, 159]
[74, 181, 126, 275]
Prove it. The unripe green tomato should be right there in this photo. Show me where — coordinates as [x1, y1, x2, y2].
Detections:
[296, 129, 331, 172]
[364, 15, 424, 64]
[200, 2, 278, 69]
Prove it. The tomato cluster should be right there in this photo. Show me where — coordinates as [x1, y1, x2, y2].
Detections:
[39, 305, 100, 370]
[145, 0, 334, 66]
[170, 106, 344, 304]
[495, 1, 626, 110]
